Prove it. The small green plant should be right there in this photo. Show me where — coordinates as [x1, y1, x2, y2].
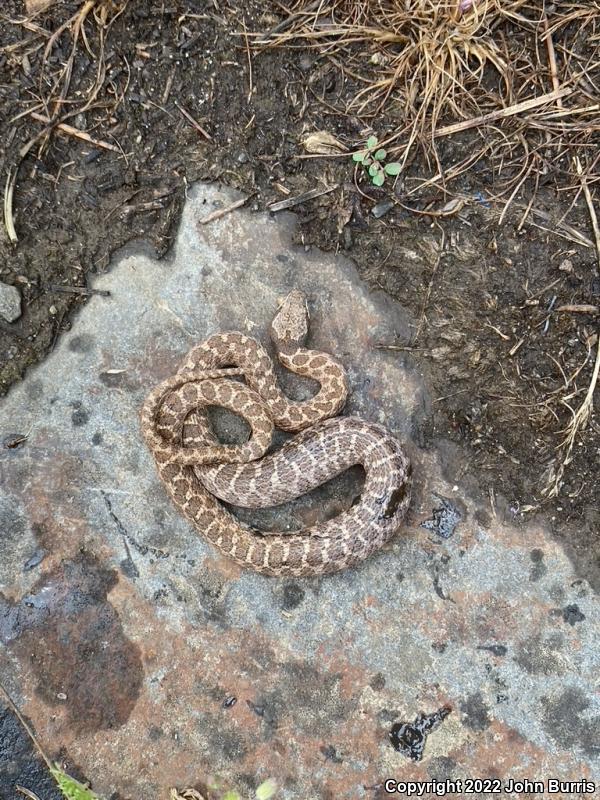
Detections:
[50, 766, 102, 800]
[222, 779, 277, 800]
[255, 780, 277, 800]
[352, 135, 401, 187]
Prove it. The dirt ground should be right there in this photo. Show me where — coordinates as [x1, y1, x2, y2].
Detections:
[0, 0, 598, 587]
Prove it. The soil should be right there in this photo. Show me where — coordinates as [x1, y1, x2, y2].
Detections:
[0, 0, 598, 587]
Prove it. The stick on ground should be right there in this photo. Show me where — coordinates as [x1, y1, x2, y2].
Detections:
[198, 196, 248, 224]
[29, 112, 120, 152]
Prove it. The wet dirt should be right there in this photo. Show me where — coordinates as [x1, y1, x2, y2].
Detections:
[0, 0, 598, 596]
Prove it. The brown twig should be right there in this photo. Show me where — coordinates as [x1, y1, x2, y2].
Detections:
[174, 102, 212, 141]
[242, 17, 254, 103]
[29, 112, 120, 152]
[268, 184, 338, 211]
[198, 196, 249, 224]
[44, 283, 110, 297]
[556, 304, 598, 314]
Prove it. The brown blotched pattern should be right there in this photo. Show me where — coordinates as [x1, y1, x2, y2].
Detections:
[140, 290, 411, 575]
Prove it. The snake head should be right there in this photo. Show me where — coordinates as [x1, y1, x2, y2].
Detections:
[270, 289, 309, 351]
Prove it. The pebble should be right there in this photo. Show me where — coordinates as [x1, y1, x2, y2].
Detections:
[0, 281, 22, 322]
[343, 226, 353, 250]
[558, 258, 573, 273]
[371, 200, 394, 219]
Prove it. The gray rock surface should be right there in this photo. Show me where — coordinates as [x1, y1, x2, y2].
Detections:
[0, 183, 597, 800]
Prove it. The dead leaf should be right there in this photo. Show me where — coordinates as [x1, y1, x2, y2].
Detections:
[440, 197, 464, 215]
[302, 131, 347, 155]
[25, 0, 55, 13]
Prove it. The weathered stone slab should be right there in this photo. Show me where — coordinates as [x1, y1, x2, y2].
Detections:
[0, 184, 597, 799]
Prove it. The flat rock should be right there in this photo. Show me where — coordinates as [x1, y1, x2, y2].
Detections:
[0, 281, 21, 323]
[0, 183, 597, 800]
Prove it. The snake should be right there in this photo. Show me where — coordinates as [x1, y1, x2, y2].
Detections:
[140, 290, 412, 576]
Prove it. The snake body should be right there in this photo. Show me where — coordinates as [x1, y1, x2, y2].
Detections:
[141, 290, 411, 576]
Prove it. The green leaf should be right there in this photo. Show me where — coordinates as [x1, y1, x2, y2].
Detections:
[363, 156, 372, 165]
[352, 151, 365, 162]
[256, 779, 277, 800]
[374, 148, 387, 161]
[222, 792, 242, 800]
[384, 162, 401, 175]
[366, 135, 378, 150]
[368, 163, 379, 177]
[372, 172, 385, 186]
[50, 767, 102, 800]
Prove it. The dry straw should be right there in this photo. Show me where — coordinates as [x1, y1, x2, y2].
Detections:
[257, 0, 599, 198]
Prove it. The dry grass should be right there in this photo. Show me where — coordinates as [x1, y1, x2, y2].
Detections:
[257, 0, 599, 194]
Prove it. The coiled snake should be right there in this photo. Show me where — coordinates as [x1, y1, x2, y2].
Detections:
[141, 290, 411, 576]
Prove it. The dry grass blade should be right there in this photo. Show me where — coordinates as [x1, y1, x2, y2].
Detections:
[16, 787, 44, 800]
[257, 0, 517, 130]
[41, 0, 98, 118]
[556, 304, 599, 314]
[544, 340, 600, 498]
[432, 87, 573, 139]
[575, 156, 600, 272]
[4, 168, 18, 244]
[268, 183, 338, 211]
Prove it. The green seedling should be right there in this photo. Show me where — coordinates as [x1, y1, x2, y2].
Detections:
[352, 135, 401, 187]
[255, 780, 277, 800]
[50, 767, 102, 800]
[222, 779, 277, 800]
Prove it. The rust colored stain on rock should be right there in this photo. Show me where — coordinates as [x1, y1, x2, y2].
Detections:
[0, 553, 143, 732]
